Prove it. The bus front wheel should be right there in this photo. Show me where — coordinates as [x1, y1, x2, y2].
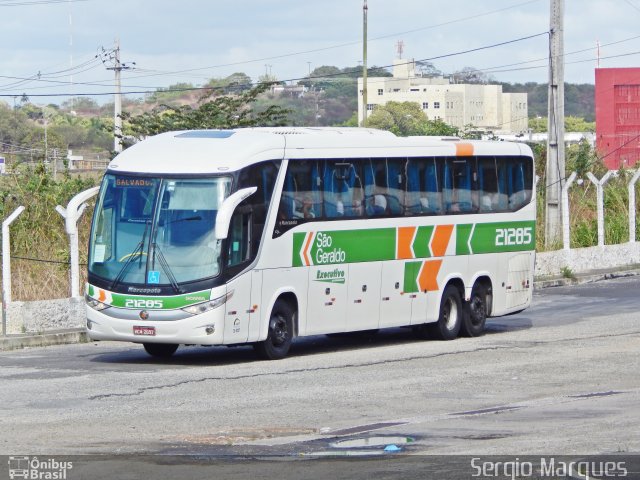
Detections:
[254, 300, 294, 360]
[143, 343, 178, 358]
[427, 284, 463, 340]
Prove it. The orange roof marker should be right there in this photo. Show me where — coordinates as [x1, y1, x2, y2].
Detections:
[396, 226, 416, 259]
[430, 224, 454, 257]
[455, 142, 474, 157]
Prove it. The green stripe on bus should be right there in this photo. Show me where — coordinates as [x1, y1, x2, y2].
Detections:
[108, 290, 211, 309]
[403, 261, 422, 293]
[293, 221, 535, 266]
[457, 221, 536, 254]
[293, 229, 396, 267]
[456, 224, 474, 256]
[413, 226, 434, 258]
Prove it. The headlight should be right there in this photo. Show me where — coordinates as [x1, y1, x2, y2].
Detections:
[85, 294, 110, 311]
[181, 291, 233, 315]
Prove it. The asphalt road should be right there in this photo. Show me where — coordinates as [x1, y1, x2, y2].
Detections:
[0, 276, 638, 462]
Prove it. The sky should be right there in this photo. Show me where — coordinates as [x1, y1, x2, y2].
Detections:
[2, 0, 640, 105]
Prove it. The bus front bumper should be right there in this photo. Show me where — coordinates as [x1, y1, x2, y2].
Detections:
[85, 305, 226, 345]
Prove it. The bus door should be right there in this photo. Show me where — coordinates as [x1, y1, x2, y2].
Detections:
[223, 207, 255, 344]
[224, 273, 252, 344]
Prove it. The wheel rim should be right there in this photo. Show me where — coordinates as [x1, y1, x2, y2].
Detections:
[444, 297, 459, 331]
[270, 314, 288, 347]
[470, 296, 486, 324]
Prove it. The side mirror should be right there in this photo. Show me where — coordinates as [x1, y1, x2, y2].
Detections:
[215, 187, 257, 240]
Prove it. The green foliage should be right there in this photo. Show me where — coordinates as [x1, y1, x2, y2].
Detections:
[566, 139, 602, 177]
[532, 141, 639, 251]
[503, 82, 595, 121]
[560, 266, 576, 280]
[452, 66, 495, 84]
[144, 82, 196, 105]
[123, 83, 291, 139]
[0, 167, 99, 300]
[366, 101, 458, 137]
[528, 115, 595, 133]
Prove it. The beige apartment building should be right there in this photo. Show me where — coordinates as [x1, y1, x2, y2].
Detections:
[358, 59, 528, 134]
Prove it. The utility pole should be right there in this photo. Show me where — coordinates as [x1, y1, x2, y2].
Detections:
[545, 0, 565, 247]
[361, 0, 368, 127]
[103, 39, 134, 154]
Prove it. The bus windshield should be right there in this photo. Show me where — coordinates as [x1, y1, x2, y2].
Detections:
[88, 174, 232, 288]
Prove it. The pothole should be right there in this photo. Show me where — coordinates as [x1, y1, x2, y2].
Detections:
[330, 436, 413, 449]
[178, 427, 317, 445]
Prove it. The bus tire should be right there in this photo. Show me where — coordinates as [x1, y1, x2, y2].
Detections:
[461, 283, 488, 337]
[143, 343, 178, 358]
[427, 284, 462, 340]
[254, 300, 294, 360]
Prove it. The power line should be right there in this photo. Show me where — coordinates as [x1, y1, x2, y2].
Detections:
[102, 0, 544, 81]
[0, 31, 551, 98]
[0, 0, 89, 6]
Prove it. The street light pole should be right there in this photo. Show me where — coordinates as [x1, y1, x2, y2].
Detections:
[545, 0, 565, 247]
[104, 39, 134, 154]
[361, 0, 368, 127]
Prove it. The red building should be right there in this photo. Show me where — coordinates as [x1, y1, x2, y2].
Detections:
[596, 68, 640, 169]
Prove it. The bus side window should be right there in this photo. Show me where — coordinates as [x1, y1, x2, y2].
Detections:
[443, 158, 475, 214]
[364, 158, 404, 216]
[508, 159, 531, 210]
[496, 158, 509, 210]
[405, 159, 422, 214]
[227, 208, 251, 267]
[405, 158, 439, 215]
[423, 158, 442, 214]
[237, 160, 280, 255]
[478, 157, 500, 212]
[386, 159, 405, 215]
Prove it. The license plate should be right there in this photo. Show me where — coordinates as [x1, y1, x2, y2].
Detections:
[133, 326, 156, 336]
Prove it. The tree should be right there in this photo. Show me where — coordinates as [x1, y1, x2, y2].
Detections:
[366, 101, 459, 137]
[415, 61, 442, 78]
[452, 66, 494, 84]
[122, 82, 290, 140]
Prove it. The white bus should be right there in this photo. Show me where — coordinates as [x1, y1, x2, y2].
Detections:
[85, 127, 535, 359]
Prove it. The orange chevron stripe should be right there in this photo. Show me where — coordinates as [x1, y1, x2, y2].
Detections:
[430, 224, 454, 257]
[396, 226, 416, 259]
[455, 142, 474, 156]
[418, 259, 442, 292]
[302, 232, 314, 266]
[98, 289, 106, 302]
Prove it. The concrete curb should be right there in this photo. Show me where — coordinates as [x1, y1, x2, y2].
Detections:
[533, 267, 640, 289]
[0, 329, 88, 351]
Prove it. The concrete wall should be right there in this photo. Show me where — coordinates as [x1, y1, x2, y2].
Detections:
[6, 296, 85, 335]
[535, 242, 640, 278]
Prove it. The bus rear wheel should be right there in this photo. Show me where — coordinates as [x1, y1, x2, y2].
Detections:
[427, 284, 462, 340]
[143, 343, 178, 358]
[461, 283, 488, 337]
[254, 300, 294, 360]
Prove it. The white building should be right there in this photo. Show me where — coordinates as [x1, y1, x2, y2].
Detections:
[358, 58, 528, 134]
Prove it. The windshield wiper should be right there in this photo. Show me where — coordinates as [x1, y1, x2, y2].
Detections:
[110, 219, 150, 291]
[151, 242, 182, 294]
